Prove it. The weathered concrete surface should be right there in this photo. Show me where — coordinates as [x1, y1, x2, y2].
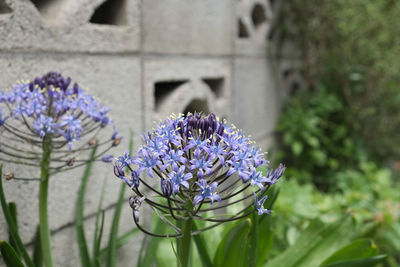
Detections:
[142, 0, 234, 55]
[0, 0, 140, 52]
[233, 57, 280, 151]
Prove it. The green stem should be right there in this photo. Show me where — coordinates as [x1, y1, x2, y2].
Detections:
[177, 218, 192, 267]
[39, 134, 54, 267]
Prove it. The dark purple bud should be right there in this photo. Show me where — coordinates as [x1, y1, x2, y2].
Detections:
[101, 155, 113, 163]
[66, 157, 75, 166]
[188, 116, 196, 128]
[114, 165, 125, 177]
[161, 178, 172, 197]
[198, 118, 205, 131]
[207, 126, 213, 138]
[186, 125, 192, 139]
[131, 171, 140, 188]
[195, 112, 201, 120]
[29, 82, 34, 92]
[202, 119, 209, 132]
[217, 124, 224, 136]
[177, 121, 184, 136]
[111, 131, 118, 140]
[73, 83, 79, 94]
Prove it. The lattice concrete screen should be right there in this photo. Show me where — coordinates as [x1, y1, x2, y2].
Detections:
[0, 0, 301, 265]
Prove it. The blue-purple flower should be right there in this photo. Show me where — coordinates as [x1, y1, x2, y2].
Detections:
[0, 72, 113, 148]
[0, 72, 119, 175]
[114, 112, 285, 237]
[254, 193, 272, 215]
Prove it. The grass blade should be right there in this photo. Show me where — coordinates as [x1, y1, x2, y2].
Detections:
[0, 164, 35, 267]
[33, 226, 43, 267]
[75, 145, 98, 267]
[0, 240, 24, 267]
[93, 210, 105, 267]
[93, 177, 107, 267]
[8, 202, 19, 256]
[106, 183, 126, 267]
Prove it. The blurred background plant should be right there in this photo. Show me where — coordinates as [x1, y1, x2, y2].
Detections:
[272, 0, 400, 266]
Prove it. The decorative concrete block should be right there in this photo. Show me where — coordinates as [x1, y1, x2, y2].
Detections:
[0, 53, 142, 244]
[235, 0, 275, 56]
[272, 57, 305, 101]
[142, 0, 234, 55]
[0, 0, 140, 52]
[233, 57, 280, 150]
[143, 58, 232, 129]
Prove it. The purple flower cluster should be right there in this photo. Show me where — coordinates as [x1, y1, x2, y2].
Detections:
[115, 113, 285, 223]
[0, 72, 120, 179]
[0, 72, 112, 148]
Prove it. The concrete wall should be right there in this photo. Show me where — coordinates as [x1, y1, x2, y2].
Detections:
[0, 0, 302, 265]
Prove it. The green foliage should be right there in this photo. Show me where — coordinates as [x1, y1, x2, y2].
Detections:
[277, 88, 363, 188]
[279, 0, 400, 161]
[270, 163, 400, 265]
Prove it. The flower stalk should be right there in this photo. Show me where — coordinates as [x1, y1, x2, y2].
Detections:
[39, 134, 53, 267]
[177, 218, 193, 267]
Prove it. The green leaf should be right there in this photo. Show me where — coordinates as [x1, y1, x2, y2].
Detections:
[249, 213, 259, 267]
[193, 221, 213, 267]
[292, 141, 304, 156]
[33, 226, 43, 267]
[76, 145, 98, 267]
[93, 177, 107, 267]
[321, 239, 379, 265]
[322, 255, 387, 267]
[257, 215, 274, 267]
[0, 164, 35, 267]
[0, 240, 24, 267]
[106, 183, 126, 267]
[265, 218, 355, 267]
[93, 210, 105, 267]
[213, 219, 252, 267]
[8, 202, 19, 256]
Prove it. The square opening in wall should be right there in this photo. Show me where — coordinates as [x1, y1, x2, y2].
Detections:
[154, 80, 188, 112]
[0, 0, 12, 15]
[90, 0, 127, 26]
[202, 78, 224, 98]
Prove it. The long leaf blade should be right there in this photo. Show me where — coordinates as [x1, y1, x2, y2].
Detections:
[0, 164, 35, 267]
[106, 181, 126, 267]
[7, 202, 19, 256]
[0, 240, 24, 267]
[33, 226, 43, 267]
[75, 145, 98, 267]
[93, 177, 107, 267]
